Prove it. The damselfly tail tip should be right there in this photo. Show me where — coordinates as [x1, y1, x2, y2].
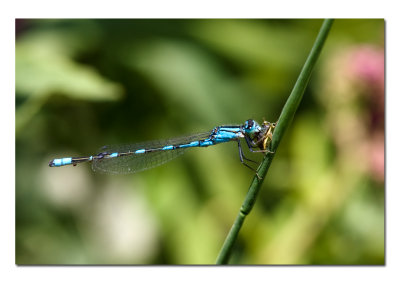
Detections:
[49, 157, 72, 167]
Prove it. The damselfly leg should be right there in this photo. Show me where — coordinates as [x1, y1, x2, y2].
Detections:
[237, 139, 264, 180]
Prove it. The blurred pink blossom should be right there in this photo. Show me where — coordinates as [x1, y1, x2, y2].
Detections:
[349, 46, 385, 127]
[321, 44, 384, 184]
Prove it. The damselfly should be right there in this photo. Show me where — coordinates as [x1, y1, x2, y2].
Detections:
[49, 119, 275, 178]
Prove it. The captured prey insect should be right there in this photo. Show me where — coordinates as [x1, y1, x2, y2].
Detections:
[49, 119, 276, 178]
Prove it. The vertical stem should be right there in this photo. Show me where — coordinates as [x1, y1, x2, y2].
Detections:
[216, 19, 334, 265]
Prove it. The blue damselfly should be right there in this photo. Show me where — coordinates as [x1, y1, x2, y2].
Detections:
[49, 119, 275, 178]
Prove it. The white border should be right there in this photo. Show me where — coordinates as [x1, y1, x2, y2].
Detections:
[3, 1, 399, 283]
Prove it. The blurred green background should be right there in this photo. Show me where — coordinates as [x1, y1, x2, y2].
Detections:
[15, 19, 384, 264]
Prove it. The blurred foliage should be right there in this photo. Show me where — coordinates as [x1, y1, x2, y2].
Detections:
[15, 19, 384, 264]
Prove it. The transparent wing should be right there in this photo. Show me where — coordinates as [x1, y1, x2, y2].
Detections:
[92, 131, 212, 174]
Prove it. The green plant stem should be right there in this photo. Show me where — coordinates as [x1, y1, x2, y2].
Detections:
[216, 19, 334, 265]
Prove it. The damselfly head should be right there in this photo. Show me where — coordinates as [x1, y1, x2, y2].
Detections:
[243, 120, 276, 150]
[244, 119, 261, 135]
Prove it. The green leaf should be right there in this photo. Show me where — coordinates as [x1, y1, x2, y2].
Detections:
[16, 30, 123, 101]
